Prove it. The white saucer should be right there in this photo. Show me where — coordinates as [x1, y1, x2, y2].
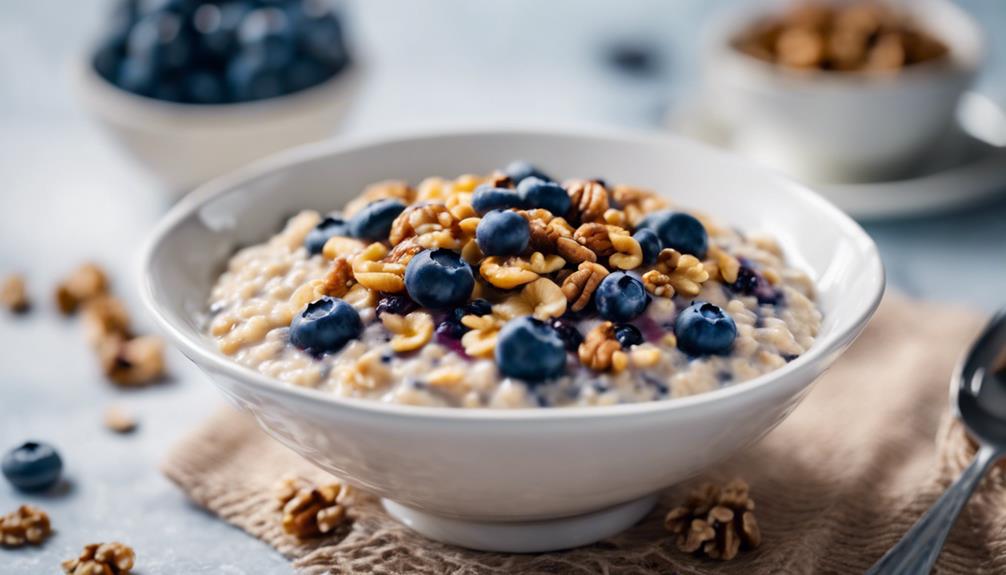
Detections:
[669, 92, 1006, 220]
[382, 495, 657, 553]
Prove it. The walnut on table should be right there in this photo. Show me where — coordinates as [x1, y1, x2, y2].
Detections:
[664, 478, 761, 561]
[55, 263, 108, 315]
[1, 274, 30, 313]
[0, 505, 51, 547]
[62, 542, 135, 575]
[276, 476, 351, 539]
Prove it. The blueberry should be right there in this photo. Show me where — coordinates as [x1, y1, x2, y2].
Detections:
[2, 441, 63, 492]
[301, 13, 349, 69]
[517, 177, 570, 216]
[289, 297, 362, 354]
[404, 249, 475, 309]
[375, 293, 418, 317]
[436, 319, 466, 340]
[595, 272, 649, 322]
[633, 228, 662, 266]
[637, 210, 708, 259]
[495, 317, 567, 382]
[93, 36, 127, 83]
[504, 161, 551, 185]
[551, 318, 583, 352]
[730, 264, 781, 305]
[476, 210, 530, 257]
[197, 2, 250, 62]
[116, 57, 159, 96]
[227, 51, 284, 101]
[285, 59, 332, 93]
[182, 69, 227, 103]
[347, 199, 406, 241]
[128, 11, 191, 70]
[674, 301, 737, 356]
[304, 215, 349, 255]
[238, 8, 296, 69]
[451, 298, 492, 323]
[471, 185, 524, 214]
[614, 324, 644, 348]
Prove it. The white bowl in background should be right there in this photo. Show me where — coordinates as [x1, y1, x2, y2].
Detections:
[702, 0, 983, 182]
[76, 58, 360, 195]
[139, 128, 884, 552]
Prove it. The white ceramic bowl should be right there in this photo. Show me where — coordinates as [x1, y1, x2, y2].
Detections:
[702, 0, 982, 182]
[140, 128, 885, 552]
[76, 58, 360, 194]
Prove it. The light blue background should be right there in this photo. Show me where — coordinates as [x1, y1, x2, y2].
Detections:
[1, 1, 1003, 573]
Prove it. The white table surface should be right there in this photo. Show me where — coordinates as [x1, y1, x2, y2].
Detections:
[2, 1, 1004, 573]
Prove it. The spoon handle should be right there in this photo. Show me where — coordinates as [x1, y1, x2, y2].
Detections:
[865, 444, 1000, 575]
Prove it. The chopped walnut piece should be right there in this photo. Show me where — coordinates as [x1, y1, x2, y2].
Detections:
[561, 262, 609, 312]
[460, 313, 503, 358]
[642, 249, 709, 298]
[352, 243, 406, 293]
[573, 223, 614, 257]
[276, 476, 350, 539]
[389, 203, 456, 246]
[610, 184, 668, 226]
[665, 479, 761, 561]
[1, 274, 30, 313]
[321, 236, 366, 260]
[608, 231, 643, 270]
[343, 180, 414, 217]
[81, 296, 132, 346]
[479, 257, 539, 289]
[556, 236, 597, 265]
[381, 311, 434, 353]
[518, 278, 567, 320]
[103, 406, 138, 434]
[485, 170, 513, 188]
[579, 321, 628, 373]
[516, 252, 565, 275]
[704, 246, 740, 285]
[55, 263, 108, 315]
[98, 335, 165, 387]
[0, 505, 51, 547]
[322, 257, 355, 298]
[62, 542, 136, 575]
[564, 179, 609, 223]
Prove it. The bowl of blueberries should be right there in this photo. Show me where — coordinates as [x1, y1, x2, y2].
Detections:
[78, 0, 358, 192]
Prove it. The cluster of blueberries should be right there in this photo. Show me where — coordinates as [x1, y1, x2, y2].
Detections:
[2, 441, 63, 492]
[290, 161, 775, 385]
[92, 0, 350, 104]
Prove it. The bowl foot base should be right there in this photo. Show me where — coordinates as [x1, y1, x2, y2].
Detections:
[381, 494, 657, 553]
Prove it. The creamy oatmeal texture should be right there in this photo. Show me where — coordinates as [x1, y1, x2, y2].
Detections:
[206, 166, 821, 408]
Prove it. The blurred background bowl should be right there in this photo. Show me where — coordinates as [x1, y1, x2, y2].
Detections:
[702, 0, 983, 182]
[76, 55, 360, 194]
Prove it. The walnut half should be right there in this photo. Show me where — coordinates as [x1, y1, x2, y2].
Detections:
[62, 542, 136, 575]
[664, 479, 761, 561]
[1, 505, 51, 547]
[276, 476, 350, 539]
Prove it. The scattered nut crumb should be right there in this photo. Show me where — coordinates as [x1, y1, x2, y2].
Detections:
[665, 479, 761, 561]
[55, 263, 108, 315]
[276, 476, 351, 539]
[0, 505, 51, 547]
[103, 406, 138, 434]
[98, 335, 165, 387]
[62, 542, 135, 575]
[1, 274, 30, 314]
[82, 295, 132, 347]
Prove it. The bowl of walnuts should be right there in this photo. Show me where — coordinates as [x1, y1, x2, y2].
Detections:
[701, 0, 983, 182]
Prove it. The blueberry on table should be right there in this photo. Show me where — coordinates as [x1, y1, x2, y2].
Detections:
[517, 177, 570, 216]
[347, 199, 407, 240]
[404, 249, 475, 309]
[637, 210, 708, 259]
[504, 161, 551, 185]
[674, 301, 737, 356]
[595, 272, 649, 322]
[2, 441, 63, 492]
[614, 324, 644, 348]
[471, 185, 525, 214]
[304, 215, 350, 255]
[476, 210, 530, 257]
[633, 228, 662, 266]
[290, 297, 362, 355]
[495, 317, 567, 382]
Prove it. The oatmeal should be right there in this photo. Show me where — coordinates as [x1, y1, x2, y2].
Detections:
[206, 163, 821, 408]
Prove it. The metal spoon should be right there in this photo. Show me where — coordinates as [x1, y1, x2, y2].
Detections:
[867, 309, 1006, 575]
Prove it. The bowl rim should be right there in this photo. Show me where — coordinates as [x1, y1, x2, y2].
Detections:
[702, 0, 984, 87]
[139, 125, 885, 422]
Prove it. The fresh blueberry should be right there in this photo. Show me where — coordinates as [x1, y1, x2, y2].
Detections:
[476, 210, 530, 257]
[128, 11, 191, 70]
[517, 177, 570, 216]
[301, 13, 349, 69]
[436, 319, 466, 340]
[674, 301, 737, 356]
[93, 35, 127, 83]
[614, 324, 644, 348]
[289, 296, 362, 354]
[495, 317, 567, 382]
[238, 8, 296, 69]
[375, 293, 418, 317]
[304, 216, 349, 255]
[730, 264, 781, 305]
[595, 272, 649, 322]
[551, 318, 583, 352]
[347, 199, 406, 241]
[182, 69, 227, 103]
[197, 2, 250, 62]
[637, 210, 708, 259]
[2, 441, 63, 492]
[285, 58, 332, 93]
[504, 161, 551, 185]
[471, 185, 524, 214]
[450, 298, 492, 323]
[404, 249, 475, 309]
[633, 228, 662, 266]
[227, 51, 285, 101]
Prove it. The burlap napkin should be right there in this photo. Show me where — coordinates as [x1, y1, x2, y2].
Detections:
[163, 294, 1006, 574]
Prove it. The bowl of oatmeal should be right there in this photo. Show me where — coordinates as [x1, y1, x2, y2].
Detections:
[702, 0, 982, 181]
[141, 128, 884, 551]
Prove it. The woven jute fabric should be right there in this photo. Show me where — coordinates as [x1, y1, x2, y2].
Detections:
[162, 294, 1006, 574]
